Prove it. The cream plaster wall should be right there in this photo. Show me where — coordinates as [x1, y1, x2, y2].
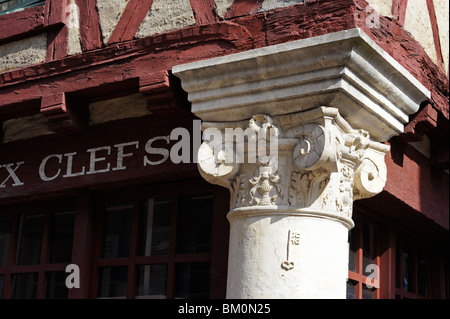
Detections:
[0, 33, 47, 72]
[135, 0, 196, 38]
[433, 0, 449, 73]
[404, 0, 438, 64]
[96, 0, 129, 44]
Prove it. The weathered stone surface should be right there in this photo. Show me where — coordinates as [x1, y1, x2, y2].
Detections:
[135, 0, 196, 38]
[0, 33, 47, 72]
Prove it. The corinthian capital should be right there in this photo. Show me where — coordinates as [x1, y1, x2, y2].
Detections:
[197, 107, 389, 226]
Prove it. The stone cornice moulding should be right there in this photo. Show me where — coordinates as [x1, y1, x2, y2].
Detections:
[173, 28, 430, 143]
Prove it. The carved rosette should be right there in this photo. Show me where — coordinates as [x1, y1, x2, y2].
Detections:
[197, 107, 390, 225]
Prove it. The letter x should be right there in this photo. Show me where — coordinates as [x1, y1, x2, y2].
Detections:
[0, 161, 25, 188]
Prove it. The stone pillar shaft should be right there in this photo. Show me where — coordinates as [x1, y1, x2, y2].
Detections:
[197, 107, 389, 298]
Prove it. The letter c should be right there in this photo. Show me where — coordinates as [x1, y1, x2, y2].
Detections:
[39, 154, 62, 181]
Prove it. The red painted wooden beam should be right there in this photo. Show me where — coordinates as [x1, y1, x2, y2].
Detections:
[108, 0, 154, 44]
[77, 0, 103, 51]
[392, 0, 408, 26]
[189, 0, 219, 25]
[0, 6, 45, 44]
[41, 92, 88, 134]
[225, 0, 263, 19]
[45, 0, 70, 61]
[426, 0, 444, 71]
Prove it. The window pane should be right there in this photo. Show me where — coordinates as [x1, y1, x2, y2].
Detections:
[135, 264, 167, 299]
[0, 275, 4, 299]
[402, 245, 413, 292]
[138, 198, 172, 256]
[417, 251, 427, 297]
[16, 214, 45, 265]
[362, 223, 373, 270]
[49, 211, 75, 263]
[348, 227, 356, 272]
[362, 285, 374, 299]
[97, 266, 128, 298]
[0, 216, 12, 267]
[175, 262, 210, 299]
[102, 202, 133, 259]
[46, 272, 68, 299]
[176, 194, 213, 254]
[12, 273, 38, 299]
[346, 279, 356, 299]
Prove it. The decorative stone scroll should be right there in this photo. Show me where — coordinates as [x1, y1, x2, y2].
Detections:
[197, 106, 390, 225]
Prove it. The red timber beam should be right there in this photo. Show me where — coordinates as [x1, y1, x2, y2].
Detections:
[77, 0, 102, 51]
[392, 0, 408, 26]
[40, 92, 88, 134]
[45, 0, 70, 61]
[107, 0, 155, 44]
[189, 0, 219, 25]
[0, 21, 254, 122]
[225, 0, 263, 18]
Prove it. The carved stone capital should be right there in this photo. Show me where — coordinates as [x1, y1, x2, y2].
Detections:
[197, 107, 389, 227]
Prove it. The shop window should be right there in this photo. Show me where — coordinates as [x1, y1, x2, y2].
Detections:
[0, 0, 45, 15]
[1, 181, 228, 299]
[395, 238, 431, 299]
[347, 218, 379, 299]
[0, 207, 76, 299]
[95, 192, 214, 299]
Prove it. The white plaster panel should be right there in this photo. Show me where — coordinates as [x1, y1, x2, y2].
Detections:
[96, 0, 129, 44]
[135, 0, 196, 38]
[433, 0, 449, 74]
[89, 94, 150, 126]
[0, 33, 47, 72]
[2, 114, 54, 144]
[67, 0, 82, 56]
[258, 0, 307, 12]
[404, 0, 437, 64]
[365, 0, 393, 17]
[214, 0, 235, 17]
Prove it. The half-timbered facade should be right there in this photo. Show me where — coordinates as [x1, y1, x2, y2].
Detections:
[0, 0, 448, 299]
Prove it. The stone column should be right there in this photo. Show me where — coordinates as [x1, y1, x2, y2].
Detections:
[173, 28, 430, 298]
[197, 107, 389, 298]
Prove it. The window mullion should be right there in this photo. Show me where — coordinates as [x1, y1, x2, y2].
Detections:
[126, 199, 140, 299]
[2, 215, 19, 299]
[36, 211, 51, 299]
[165, 194, 178, 299]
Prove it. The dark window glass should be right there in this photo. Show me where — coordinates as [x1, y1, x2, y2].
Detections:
[16, 214, 45, 265]
[362, 285, 374, 299]
[0, 274, 4, 299]
[138, 198, 172, 256]
[176, 194, 213, 254]
[346, 279, 357, 299]
[0, 216, 12, 267]
[46, 272, 68, 299]
[175, 262, 210, 299]
[102, 202, 133, 259]
[362, 223, 373, 270]
[0, 1, 45, 16]
[98, 266, 128, 298]
[49, 211, 75, 263]
[12, 273, 38, 299]
[402, 245, 413, 292]
[348, 227, 356, 272]
[135, 264, 167, 299]
[417, 251, 427, 297]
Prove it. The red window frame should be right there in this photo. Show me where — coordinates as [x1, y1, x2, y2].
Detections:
[0, 179, 229, 299]
[0, 198, 76, 299]
[395, 234, 433, 299]
[347, 213, 381, 299]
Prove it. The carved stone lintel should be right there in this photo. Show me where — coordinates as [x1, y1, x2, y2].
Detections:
[197, 107, 390, 224]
